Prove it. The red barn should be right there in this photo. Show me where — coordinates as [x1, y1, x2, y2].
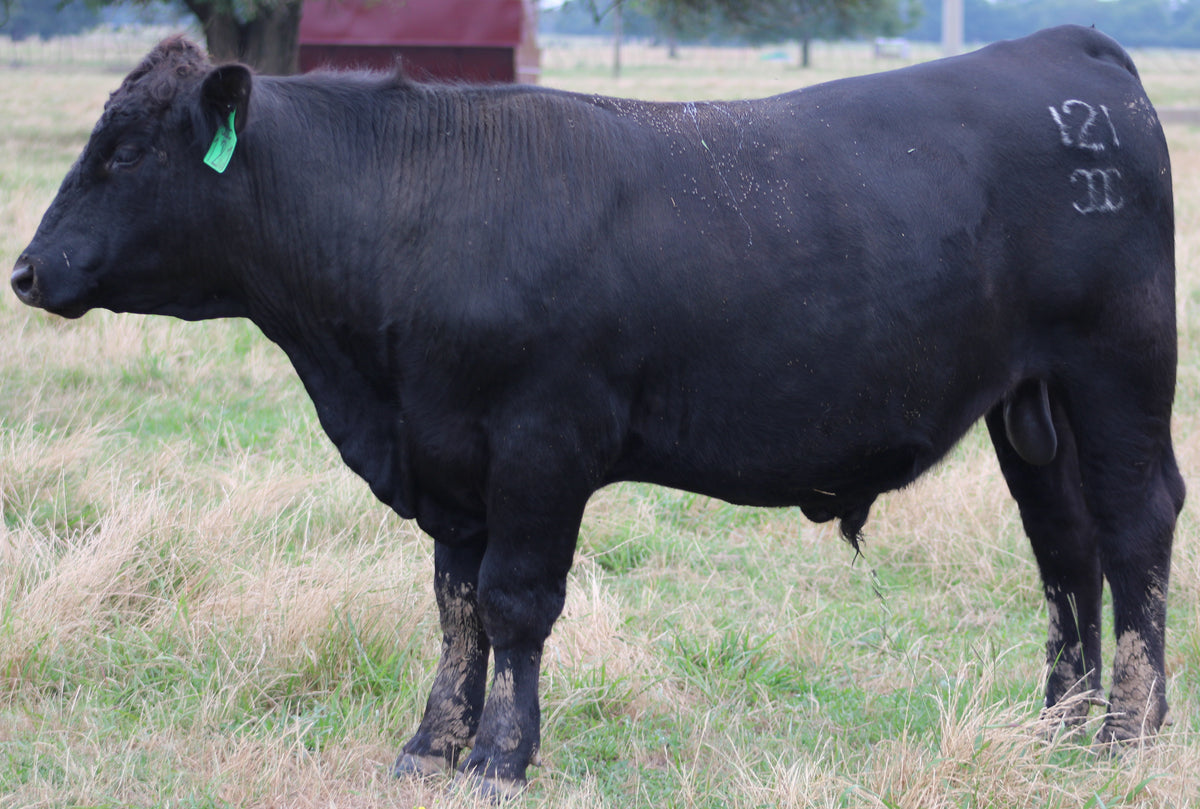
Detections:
[298, 0, 539, 83]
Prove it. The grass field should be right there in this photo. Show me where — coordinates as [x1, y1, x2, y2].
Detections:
[1, 36, 1199, 808]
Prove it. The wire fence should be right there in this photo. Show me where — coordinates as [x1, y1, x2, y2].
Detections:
[1, 26, 198, 72]
[544, 34, 1200, 110]
[541, 34, 950, 74]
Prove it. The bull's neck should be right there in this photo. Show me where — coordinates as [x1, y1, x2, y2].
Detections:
[233, 78, 541, 325]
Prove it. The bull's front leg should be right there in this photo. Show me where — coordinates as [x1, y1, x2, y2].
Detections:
[456, 643, 548, 799]
[394, 539, 490, 776]
[454, 473, 588, 799]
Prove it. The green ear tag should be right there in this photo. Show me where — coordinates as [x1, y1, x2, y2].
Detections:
[203, 110, 238, 173]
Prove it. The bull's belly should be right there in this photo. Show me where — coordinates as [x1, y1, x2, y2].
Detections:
[612, 422, 950, 510]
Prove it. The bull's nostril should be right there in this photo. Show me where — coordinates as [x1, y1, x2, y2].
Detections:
[11, 260, 37, 299]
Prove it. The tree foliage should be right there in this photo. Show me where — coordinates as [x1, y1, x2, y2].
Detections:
[1, 0, 99, 39]
[906, 0, 1200, 48]
[725, 0, 922, 44]
[553, 0, 1200, 50]
[0, 0, 301, 73]
[562, 0, 921, 65]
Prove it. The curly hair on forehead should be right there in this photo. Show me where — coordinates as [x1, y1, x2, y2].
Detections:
[105, 35, 213, 113]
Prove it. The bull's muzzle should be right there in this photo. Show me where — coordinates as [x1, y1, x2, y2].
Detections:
[11, 257, 40, 307]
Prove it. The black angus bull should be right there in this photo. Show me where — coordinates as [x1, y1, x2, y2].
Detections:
[12, 26, 1184, 797]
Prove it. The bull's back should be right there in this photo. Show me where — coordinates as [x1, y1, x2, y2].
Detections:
[587, 26, 1171, 502]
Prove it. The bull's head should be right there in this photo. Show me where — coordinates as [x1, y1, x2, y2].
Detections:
[12, 37, 253, 320]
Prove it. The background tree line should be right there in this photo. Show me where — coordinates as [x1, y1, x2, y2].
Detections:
[906, 0, 1200, 48]
[549, 0, 1200, 50]
[3, 0, 1200, 74]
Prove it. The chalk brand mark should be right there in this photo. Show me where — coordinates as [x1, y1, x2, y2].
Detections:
[1071, 168, 1124, 214]
[1049, 100, 1119, 152]
[1052, 99, 1124, 215]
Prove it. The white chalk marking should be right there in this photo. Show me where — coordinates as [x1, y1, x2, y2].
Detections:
[1049, 100, 1118, 152]
[1100, 104, 1120, 148]
[1071, 167, 1124, 214]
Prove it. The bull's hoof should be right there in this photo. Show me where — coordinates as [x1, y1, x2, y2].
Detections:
[453, 771, 526, 802]
[1095, 700, 1168, 750]
[1095, 721, 1152, 751]
[392, 751, 452, 779]
[1036, 713, 1090, 742]
[1035, 691, 1104, 741]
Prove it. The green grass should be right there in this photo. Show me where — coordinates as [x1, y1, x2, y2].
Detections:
[1, 37, 1199, 809]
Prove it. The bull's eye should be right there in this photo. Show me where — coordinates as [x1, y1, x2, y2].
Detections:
[108, 144, 144, 172]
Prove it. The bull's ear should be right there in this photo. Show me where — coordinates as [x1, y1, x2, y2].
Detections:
[201, 63, 252, 134]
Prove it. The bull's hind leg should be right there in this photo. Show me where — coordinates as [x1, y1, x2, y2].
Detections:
[1066, 378, 1184, 744]
[986, 397, 1104, 727]
[394, 538, 490, 777]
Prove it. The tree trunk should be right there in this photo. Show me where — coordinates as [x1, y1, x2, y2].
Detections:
[183, 0, 303, 75]
[798, 37, 812, 68]
[611, 2, 622, 79]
